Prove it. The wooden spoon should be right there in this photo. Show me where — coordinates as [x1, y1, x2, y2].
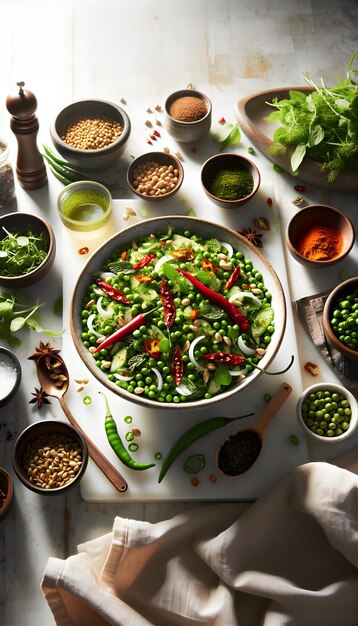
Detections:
[217, 382, 292, 476]
[36, 357, 128, 493]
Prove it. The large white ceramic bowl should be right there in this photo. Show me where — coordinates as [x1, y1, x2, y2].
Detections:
[70, 216, 286, 410]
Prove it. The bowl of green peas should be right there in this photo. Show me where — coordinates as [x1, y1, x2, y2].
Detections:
[297, 382, 357, 443]
[323, 277, 358, 362]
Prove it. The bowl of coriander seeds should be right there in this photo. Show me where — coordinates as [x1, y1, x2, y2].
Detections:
[50, 99, 131, 170]
[127, 151, 184, 201]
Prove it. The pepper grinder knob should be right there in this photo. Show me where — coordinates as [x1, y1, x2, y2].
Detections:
[6, 82, 47, 190]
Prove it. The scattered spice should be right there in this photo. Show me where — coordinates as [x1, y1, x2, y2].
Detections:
[155, 104, 162, 112]
[174, 151, 183, 161]
[289, 434, 300, 446]
[208, 168, 254, 201]
[78, 247, 89, 255]
[218, 117, 226, 124]
[292, 196, 305, 206]
[163, 146, 170, 153]
[239, 227, 263, 248]
[120, 97, 127, 104]
[294, 185, 307, 192]
[191, 477, 199, 487]
[266, 197, 273, 207]
[247, 146, 255, 155]
[146, 107, 152, 113]
[209, 474, 217, 484]
[253, 217, 270, 231]
[169, 96, 207, 122]
[304, 361, 320, 376]
[29, 386, 51, 409]
[296, 224, 343, 261]
[155, 119, 162, 126]
[28, 342, 62, 369]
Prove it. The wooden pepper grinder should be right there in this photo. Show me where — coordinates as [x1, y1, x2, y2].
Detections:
[6, 82, 47, 190]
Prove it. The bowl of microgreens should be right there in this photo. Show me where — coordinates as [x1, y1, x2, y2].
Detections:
[0, 212, 56, 288]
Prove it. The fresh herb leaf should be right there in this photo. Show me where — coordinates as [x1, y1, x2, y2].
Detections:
[214, 364, 232, 386]
[291, 143, 307, 173]
[199, 301, 224, 320]
[213, 122, 241, 150]
[127, 353, 147, 374]
[206, 238, 221, 253]
[53, 295, 63, 316]
[108, 260, 134, 274]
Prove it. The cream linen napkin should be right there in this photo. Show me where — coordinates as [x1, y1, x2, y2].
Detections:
[42, 462, 358, 626]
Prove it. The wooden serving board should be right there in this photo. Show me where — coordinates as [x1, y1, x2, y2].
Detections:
[235, 87, 358, 192]
[62, 189, 308, 502]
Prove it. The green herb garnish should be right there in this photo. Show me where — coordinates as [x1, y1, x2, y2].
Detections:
[0, 227, 49, 277]
[0, 291, 64, 347]
[213, 122, 241, 151]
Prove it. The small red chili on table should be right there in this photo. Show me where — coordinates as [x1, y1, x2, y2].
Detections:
[144, 339, 161, 358]
[218, 117, 226, 124]
[78, 247, 89, 255]
[266, 197, 273, 207]
[200, 258, 218, 273]
[294, 185, 307, 193]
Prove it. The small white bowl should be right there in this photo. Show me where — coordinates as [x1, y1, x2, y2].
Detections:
[297, 382, 358, 443]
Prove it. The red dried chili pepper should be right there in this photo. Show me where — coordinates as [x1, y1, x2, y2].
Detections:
[171, 347, 184, 385]
[144, 339, 161, 358]
[93, 309, 157, 353]
[202, 352, 245, 366]
[218, 117, 226, 124]
[133, 253, 156, 270]
[78, 247, 89, 255]
[153, 129, 161, 137]
[160, 278, 176, 327]
[266, 197, 273, 207]
[135, 274, 153, 283]
[224, 266, 241, 291]
[120, 250, 127, 260]
[200, 259, 218, 274]
[176, 268, 250, 331]
[294, 185, 306, 193]
[169, 248, 195, 261]
[95, 279, 131, 305]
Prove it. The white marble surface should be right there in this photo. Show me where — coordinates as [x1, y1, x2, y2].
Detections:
[0, 1, 358, 624]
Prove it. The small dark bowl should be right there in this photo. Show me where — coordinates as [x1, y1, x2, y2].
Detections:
[12, 420, 88, 495]
[50, 99, 131, 170]
[0, 212, 56, 288]
[0, 467, 14, 520]
[127, 152, 184, 202]
[201, 153, 261, 208]
[164, 89, 212, 143]
[0, 347, 22, 407]
[323, 277, 358, 362]
[286, 205, 355, 268]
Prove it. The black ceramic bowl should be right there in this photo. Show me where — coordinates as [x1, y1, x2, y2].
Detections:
[0, 212, 56, 288]
[12, 420, 88, 495]
[50, 99, 131, 170]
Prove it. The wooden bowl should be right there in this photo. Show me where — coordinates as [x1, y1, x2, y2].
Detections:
[322, 277, 358, 362]
[0, 467, 13, 520]
[127, 152, 184, 201]
[12, 420, 88, 495]
[50, 99, 131, 170]
[201, 153, 261, 209]
[164, 89, 212, 143]
[286, 205, 355, 268]
[0, 212, 56, 288]
[235, 87, 358, 192]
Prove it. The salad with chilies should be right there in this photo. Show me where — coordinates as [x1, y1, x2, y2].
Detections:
[80, 227, 275, 403]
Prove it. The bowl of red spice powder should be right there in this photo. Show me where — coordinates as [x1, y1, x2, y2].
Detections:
[286, 204, 355, 268]
[164, 89, 212, 143]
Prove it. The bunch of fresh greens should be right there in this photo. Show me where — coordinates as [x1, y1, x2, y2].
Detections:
[213, 122, 241, 151]
[0, 291, 63, 347]
[265, 52, 358, 182]
[0, 227, 49, 277]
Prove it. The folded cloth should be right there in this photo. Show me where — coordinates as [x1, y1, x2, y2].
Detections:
[42, 462, 358, 626]
[295, 291, 358, 399]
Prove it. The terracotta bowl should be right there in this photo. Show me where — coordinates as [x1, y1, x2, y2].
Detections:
[50, 99, 131, 170]
[286, 205, 355, 268]
[127, 152, 184, 202]
[0, 212, 56, 288]
[322, 277, 358, 362]
[12, 420, 88, 495]
[164, 89, 212, 143]
[0, 467, 14, 520]
[201, 153, 261, 209]
[297, 382, 358, 443]
[69, 215, 286, 411]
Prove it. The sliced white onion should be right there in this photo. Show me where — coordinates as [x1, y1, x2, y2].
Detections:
[99, 272, 117, 279]
[151, 367, 163, 392]
[113, 373, 134, 382]
[154, 254, 173, 273]
[219, 241, 233, 259]
[96, 296, 113, 319]
[87, 313, 105, 339]
[176, 383, 193, 396]
[228, 291, 262, 307]
[228, 368, 248, 377]
[238, 335, 256, 356]
[188, 335, 205, 371]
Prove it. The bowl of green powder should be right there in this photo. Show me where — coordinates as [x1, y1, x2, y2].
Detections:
[201, 153, 261, 208]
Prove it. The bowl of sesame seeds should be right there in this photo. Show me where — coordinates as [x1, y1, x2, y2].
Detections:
[50, 99, 131, 170]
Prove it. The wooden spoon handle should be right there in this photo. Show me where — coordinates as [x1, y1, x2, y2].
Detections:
[59, 397, 128, 493]
[255, 382, 292, 435]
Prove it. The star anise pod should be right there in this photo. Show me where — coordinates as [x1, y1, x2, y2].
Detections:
[239, 227, 264, 248]
[28, 341, 62, 369]
[29, 387, 51, 409]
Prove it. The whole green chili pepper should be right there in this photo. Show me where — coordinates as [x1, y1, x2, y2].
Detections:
[44, 153, 86, 182]
[158, 412, 254, 483]
[100, 392, 155, 471]
[49, 165, 72, 186]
